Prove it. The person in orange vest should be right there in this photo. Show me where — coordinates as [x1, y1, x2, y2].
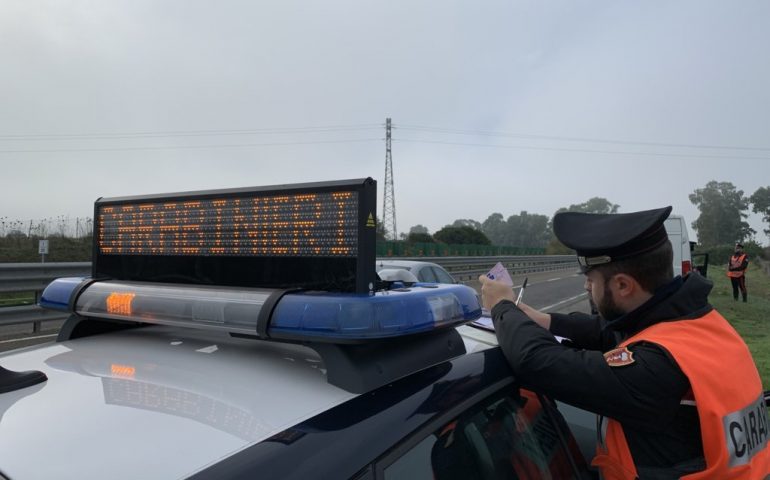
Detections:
[728, 242, 749, 302]
[479, 206, 769, 479]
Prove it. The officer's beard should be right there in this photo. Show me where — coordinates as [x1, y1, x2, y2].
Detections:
[597, 283, 625, 322]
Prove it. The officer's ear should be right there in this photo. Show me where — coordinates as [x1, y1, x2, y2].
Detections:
[608, 273, 639, 299]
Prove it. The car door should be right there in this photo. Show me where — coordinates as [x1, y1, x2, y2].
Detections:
[373, 387, 592, 479]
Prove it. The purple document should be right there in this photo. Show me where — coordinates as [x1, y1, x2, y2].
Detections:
[485, 262, 513, 286]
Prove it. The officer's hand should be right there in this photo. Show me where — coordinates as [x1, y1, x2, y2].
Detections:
[478, 275, 515, 311]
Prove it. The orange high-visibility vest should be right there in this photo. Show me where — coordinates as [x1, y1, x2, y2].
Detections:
[728, 254, 748, 278]
[592, 310, 769, 479]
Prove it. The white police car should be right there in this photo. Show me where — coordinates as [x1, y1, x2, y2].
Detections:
[0, 179, 593, 479]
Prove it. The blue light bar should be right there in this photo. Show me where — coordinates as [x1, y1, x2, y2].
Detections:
[39, 277, 88, 311]
[40, 278, 482, 342]
[268, 284, 482, 341]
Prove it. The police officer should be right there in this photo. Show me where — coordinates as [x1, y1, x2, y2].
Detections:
[728, 242, 749, 302]
[479, 206, 769, 479]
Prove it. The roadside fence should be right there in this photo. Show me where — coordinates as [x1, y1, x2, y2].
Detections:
[0, 256, 577, 332]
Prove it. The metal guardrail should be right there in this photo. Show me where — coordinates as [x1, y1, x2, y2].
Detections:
[0, 262, 91, 331]
[382, 255, 578, 282]
[0, 257, 577, 331]
[0, 262, 91, 293]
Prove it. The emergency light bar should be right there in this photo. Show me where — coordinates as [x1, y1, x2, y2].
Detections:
[40, 177, 483, 392]
[40, 278, 482, 342]
[93, 178, 377, 293]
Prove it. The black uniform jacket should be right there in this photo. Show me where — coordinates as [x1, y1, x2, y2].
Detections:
[492, 274, 714, 472]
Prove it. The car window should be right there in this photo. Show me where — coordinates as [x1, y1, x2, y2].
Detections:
[381, 389, 585, 480]
[431, 267, 455, 284]
[416, 266, 438, 283]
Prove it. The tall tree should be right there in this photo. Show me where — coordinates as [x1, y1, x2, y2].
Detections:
[451, 219, 483, 231]
[434, 226, 491, 245]
[405, 224, 433, 243]
[407, 232, 435, 243]
[547, 197, 620, 253]
[504, 211, 550, 247]
[749, 186, 770, 238]
[553, 197, 620, 216]
[481, 211, 549, 247]
[408, 224, 430, 235]
[481, 213, 506, 245]
[689, 181, 754, 246]
[375, 216, 388, 242]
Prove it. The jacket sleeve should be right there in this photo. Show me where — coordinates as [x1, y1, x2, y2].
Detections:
[549, 311, 619, 351]
[491, 301, 691, 432]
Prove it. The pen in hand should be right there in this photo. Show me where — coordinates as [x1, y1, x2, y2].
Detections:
[515, 277, 528, 306]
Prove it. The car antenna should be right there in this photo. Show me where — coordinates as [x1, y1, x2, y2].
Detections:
[0, 366, 47, 394]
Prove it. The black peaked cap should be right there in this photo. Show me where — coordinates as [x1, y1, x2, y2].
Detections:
[553, 206, 672, 268]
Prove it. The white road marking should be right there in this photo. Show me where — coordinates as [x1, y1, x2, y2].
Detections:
[196, 344, 218, 353]
[541, 293, 588, 312]
[0, 333, 58, 344]
[546, 277, 561, 282]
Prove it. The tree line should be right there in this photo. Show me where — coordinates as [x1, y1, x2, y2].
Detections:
[2, 181, 769, 262]
[0, 216, 93, 239]
[391, 181, 770, 251]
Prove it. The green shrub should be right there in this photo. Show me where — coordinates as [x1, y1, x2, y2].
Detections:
[0, 236, 92, 263]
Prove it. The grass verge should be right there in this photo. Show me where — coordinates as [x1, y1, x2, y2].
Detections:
[708, 262, 770, 388]
[0, 292, 36, 307]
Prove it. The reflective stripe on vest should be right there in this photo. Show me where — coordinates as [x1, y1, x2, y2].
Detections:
[728, 254, 748, 278]
[593, 310, 770, 479]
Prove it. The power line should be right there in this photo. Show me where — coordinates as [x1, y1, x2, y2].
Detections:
[0, 138, 381, 154]
[0, 123, 382, 141]
[5, 119, 766, 158]
[394, 138, 770, 160]
[395, 123, 770, 152]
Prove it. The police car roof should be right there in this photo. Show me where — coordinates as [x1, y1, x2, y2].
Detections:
[0, 324, 497, 480]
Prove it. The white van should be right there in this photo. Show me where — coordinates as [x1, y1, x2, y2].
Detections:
[664, 215, 693, 277]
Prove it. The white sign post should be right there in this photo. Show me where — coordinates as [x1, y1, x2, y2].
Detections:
[39, 239, 49, 263]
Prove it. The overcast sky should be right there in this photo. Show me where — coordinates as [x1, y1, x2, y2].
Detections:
[2, 1, 769, 244]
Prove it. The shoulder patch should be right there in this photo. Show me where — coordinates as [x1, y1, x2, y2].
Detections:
[604, 347, 635, 367]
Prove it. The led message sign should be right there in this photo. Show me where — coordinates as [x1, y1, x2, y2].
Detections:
[93, 178, 377, 292]
[98, 192, 359, 257]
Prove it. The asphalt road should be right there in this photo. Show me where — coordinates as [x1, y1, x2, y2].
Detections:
[465, 269, 590, 314]
[0, 318, 64, 352]
[0, 268, 590, 353]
